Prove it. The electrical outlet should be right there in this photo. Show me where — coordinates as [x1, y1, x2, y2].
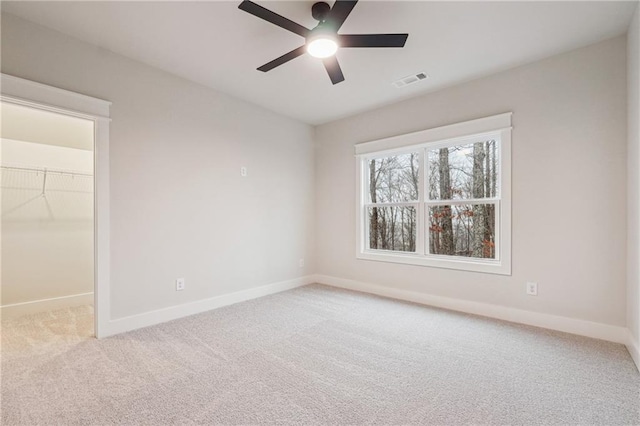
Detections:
[240, 166, 247, 177]
[526, 282, 538, 296]
[299, 258, 305, 268]
[176, 278, 185, 291]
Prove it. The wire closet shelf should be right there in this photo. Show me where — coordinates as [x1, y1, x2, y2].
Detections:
[1, 164, 94, 220]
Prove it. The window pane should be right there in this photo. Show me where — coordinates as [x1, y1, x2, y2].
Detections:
[368, 153, 419, 203]
[368, 206, 416, 252]
[428, 140, 499, 201]
[428, 204, 496, 259]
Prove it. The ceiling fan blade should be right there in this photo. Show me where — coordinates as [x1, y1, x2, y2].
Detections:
[239, 1, 310, 37]
[322, 56, 345, 85]
[257, 46, 307, 72]
[326, 0, 358, 32]
[339, 34, 408, 48]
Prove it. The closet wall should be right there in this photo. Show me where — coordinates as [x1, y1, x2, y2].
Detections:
[1, 104, 94, 315]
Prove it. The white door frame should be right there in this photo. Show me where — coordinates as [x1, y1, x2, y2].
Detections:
[1, 73, 111, 338]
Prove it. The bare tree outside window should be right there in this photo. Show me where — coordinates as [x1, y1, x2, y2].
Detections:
[365, 142, 499, 258]
[368, 153, 418, 252]
[427, 140, 498, 259]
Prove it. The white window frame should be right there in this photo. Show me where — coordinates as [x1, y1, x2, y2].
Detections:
[355, 113, 512, 275]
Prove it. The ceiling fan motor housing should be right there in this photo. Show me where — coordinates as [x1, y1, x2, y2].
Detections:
[311, 2, 331, 22]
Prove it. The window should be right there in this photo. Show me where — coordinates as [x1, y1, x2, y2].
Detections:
[356, 113, 511, 275]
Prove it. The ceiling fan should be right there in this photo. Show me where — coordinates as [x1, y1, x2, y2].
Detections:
[238, 0, 409, 85]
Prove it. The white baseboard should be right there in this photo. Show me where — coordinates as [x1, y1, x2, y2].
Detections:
[1, 292, 94, 319]
[313, 274, 629, 345]
[627, 331, 640, 372]
[101, 275, 315, 338]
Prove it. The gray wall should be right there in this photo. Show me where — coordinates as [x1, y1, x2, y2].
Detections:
[315, 36, 628, 327]
[1, 13, 315, 320]
[628, 5, 640, 357]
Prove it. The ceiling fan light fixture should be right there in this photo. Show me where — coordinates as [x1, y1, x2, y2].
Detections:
[238, 0, 409, 84]
[306, 36, 338, 58]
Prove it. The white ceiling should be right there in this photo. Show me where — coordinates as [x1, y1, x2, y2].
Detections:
[2, 1, 637, 125]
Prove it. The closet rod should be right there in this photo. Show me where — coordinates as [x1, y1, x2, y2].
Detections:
[0, 165, 93, 178]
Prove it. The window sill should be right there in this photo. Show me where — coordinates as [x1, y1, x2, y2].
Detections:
[356, 250, 511, 275]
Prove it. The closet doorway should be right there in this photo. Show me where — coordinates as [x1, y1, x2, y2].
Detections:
[1, 102, 96, 339]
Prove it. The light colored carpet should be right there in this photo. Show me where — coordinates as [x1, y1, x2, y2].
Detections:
[1, 284, 639, 425]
